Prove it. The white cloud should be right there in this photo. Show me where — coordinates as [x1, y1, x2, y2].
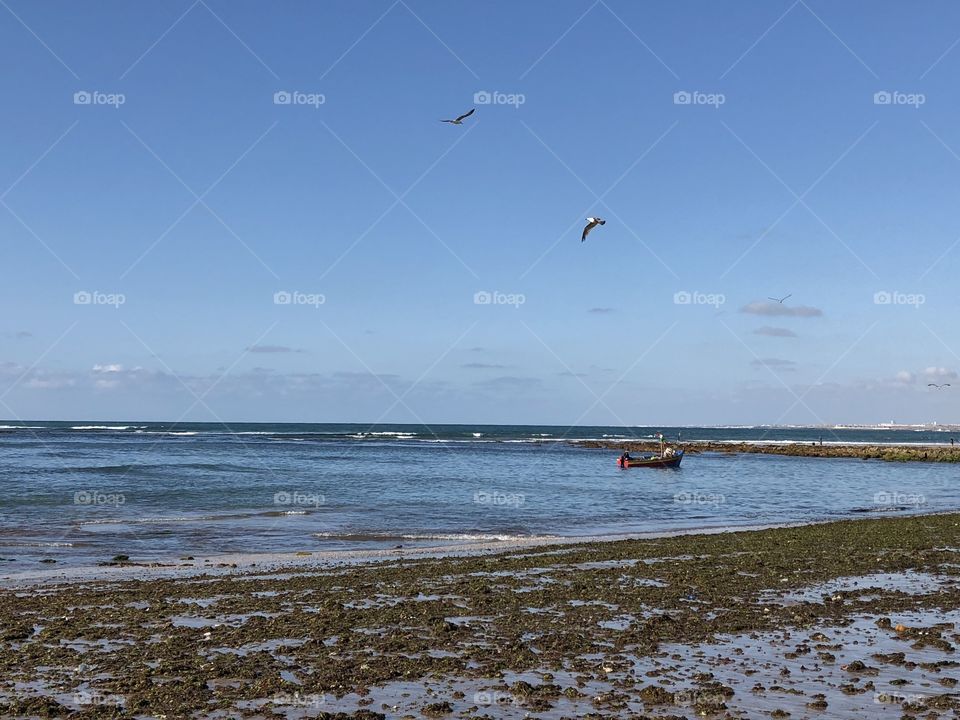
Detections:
[894, 370, 914, 385]
[923, 366, 957, 381]
[93, 363, 124, 374]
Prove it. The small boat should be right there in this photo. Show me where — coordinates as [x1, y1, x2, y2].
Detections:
[617, 433, 683, 468]
[618, 451, 683, 469]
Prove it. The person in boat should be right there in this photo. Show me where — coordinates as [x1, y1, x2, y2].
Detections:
[619, 451, 632, 466]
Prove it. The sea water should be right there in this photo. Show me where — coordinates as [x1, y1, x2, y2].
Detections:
[0, 422, 957, 567]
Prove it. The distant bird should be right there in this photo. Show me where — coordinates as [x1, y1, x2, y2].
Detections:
[581, 217, 606, 242]
[768, 294, 792, 304]
[441, 108, 475, 125]
[928, 383, 951, 389]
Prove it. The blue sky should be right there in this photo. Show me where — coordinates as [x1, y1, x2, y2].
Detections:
[2, 0, 960, 425]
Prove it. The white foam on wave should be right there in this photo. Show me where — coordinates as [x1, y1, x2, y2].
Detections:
[138, 431, 198, 436]
[76, 515, 223, 526]
[0, 540, 74, 547]
[70, 425, 145, 431]
[350, 431, 417, 440]
[502, 438, 566, 443]
[313, 531, 553, 542]
[0, 425, 45, 430]
[401, 532, 546, 541]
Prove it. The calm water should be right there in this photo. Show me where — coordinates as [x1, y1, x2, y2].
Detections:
[0, 422, 957, 568]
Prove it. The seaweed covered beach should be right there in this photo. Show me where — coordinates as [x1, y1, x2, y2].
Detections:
[2, 513, 959, 719]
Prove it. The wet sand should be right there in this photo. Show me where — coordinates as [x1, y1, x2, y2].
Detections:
[575, 438, 960, 462]
[1, 512, 959, 718]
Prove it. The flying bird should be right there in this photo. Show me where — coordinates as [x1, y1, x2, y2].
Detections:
[768, 294, 792, 304]
[441, 108, 475, 125]
[928, 383, 951, 389]
[581, 217, 606, 242]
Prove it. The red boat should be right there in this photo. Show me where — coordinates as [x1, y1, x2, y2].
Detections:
[617, 434, 684, 468]
[618, 451, 683, 468]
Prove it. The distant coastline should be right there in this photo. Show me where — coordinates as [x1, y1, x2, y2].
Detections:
[576, 438, 960, 462]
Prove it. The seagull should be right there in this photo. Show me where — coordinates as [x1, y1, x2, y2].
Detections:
[768, 294, 792, 304]
[928, 383, 951, 389]
[441, 108, 475, 125]
[581, 217, 606, 242]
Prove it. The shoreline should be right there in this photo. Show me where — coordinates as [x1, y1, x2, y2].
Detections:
[2, 513, 959, 717]
[3, 511, 947, 589]
[574, 438, 960, 461]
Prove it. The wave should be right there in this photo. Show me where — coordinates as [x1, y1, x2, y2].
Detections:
[0, 425, 45, 430]
[0, 541, 74, 547]
[75, 508, 319, 527]
[313, 531, 550, 543]
[138, 431, 198, 436]
[56, 462, 253, 474]
[70, 425, 147, 430]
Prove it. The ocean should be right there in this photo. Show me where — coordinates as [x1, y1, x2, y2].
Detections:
[1, 422, 958, 568]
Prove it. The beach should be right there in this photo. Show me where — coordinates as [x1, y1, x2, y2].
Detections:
[2, 512, 959, 718]
[2, 423, 959, 718]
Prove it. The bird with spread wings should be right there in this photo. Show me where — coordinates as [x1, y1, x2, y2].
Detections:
[581, 217, 606, 242]
[441, 108, 475, 125]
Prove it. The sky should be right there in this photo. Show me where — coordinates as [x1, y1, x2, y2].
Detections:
[2, 0, 960, 426]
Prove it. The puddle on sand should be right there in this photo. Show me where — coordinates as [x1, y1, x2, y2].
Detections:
[565, 559, 640, 570]
[206, 638, 306, 657]
[168, 610, 280, 628]
[343, 592, 464, 609]
[223, 609, 960, 719]
[631, 608, 960, 718]
[760, 571, 956, 606]
[58, 637, 135, 653]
